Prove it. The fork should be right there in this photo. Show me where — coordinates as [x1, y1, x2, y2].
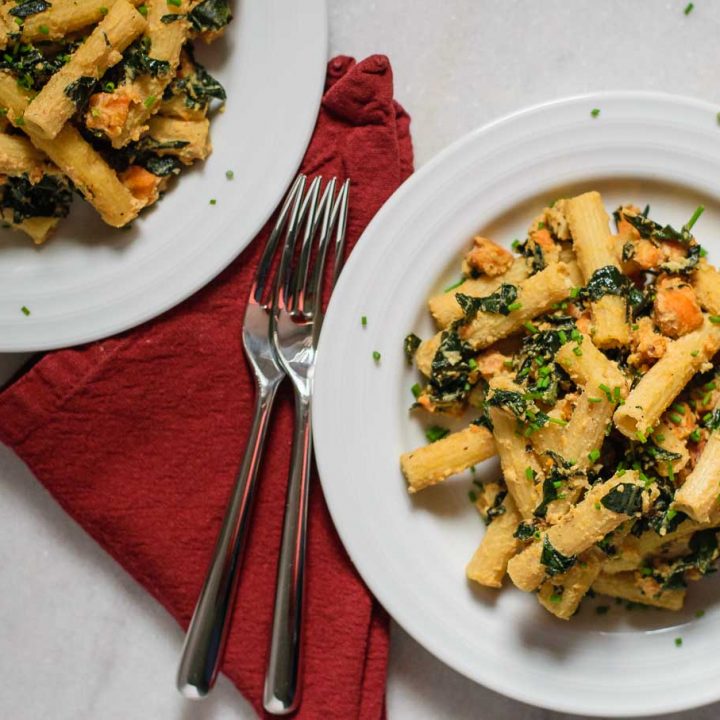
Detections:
[177, 174, 309, 698]
[263, 177, 350, 714]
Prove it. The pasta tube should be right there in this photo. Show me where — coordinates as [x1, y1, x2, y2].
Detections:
[466, 494, 522, 588]
[614, 318, 720, 439]
[537, 549, 603, 620]
[565, 191, 629, 348]
[592, 572, 685, 611]
[400, 425, 495, 493]
[23, 0, 147, 140]
[507, 470, 641, 592]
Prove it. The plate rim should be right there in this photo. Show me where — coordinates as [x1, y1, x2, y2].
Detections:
[0, 0, 328, 352]
[314, 89, 720, 717]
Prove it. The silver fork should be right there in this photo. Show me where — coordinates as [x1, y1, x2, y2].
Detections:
[263, 178, 350, 715]
[177, 174, 309, 698]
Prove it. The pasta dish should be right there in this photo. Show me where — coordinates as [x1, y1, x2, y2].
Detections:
[401, 191, 720, 619]
[0, 0, 229, 243]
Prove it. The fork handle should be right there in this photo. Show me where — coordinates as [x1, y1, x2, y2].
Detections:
[263, 392, 313, 715]
[177, 379, 281, 698]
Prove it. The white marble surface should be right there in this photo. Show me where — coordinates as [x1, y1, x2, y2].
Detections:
[5, 1, 720, 718]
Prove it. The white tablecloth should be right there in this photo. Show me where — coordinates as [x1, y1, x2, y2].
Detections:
[4, 2, 720, 717]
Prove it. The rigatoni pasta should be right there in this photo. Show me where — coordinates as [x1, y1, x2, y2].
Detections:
[400, 191, 720, 617]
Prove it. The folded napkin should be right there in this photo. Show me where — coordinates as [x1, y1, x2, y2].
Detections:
[0, 55, 413, 719]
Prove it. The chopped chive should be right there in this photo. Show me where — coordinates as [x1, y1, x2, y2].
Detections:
[672, 403, 686, 415]
[503, 359, 514, 368]
[425, 425, 449, 443]
[15, 115, 24, 126]
[617, 467, 626, 476]
[691, 349, 700, 357]
[710, 316, 720, 324]
[686, 204, 704, 230]
[549, 593, 562, 604]
[599, 383, 612, 399]
[209, 198, 217, 205]
[552, 480, 563, 489]
[690, 429, 702, 442]
[695, 609, 705, 618]
[99, 5, 108, 13]
[411, 383, 422, 399]
[703, 391, 712, 405]
[38, 24, 49, 34]
[166, 0, 181, 6]
[558, 330, 568, 344]
[525, 466, 535, 480]
[507, 301, 522, 312]
[104, 81, 116, 92]
[372, 350, 381, 362]
[523, 321, 538, 334]
[588, 448, 601, 463]
[590, 108, 600, 118]
[705, 381, 716, 391]
[640, 567, 653, 576]
[636, 430, 647, 443]
[700, 246, 708, 257]
[13, 16, 22, 25]
[569, 287, 580, 299]
[631, 323, 639, 331]
[684, 2, 694, 14]
[548, 417, 568, 426]
[572, 346, 583, 356]
[144, 95, 156, 108]
[21, 305, 30, 316]
[225, 169, 234, 180]
[468, 490, 477, 503]
[668, 462, 675, 483]
[594, 501, 601, 510]
[468, 358, 478, 370]
[670, 412, 683, 425]
[675, 637, 683, 647]
[655, 432, 665, 442]
[613, 386, 622, 403]
[361, 315, 367, 327]
[443, 278, 464, 292]
[138, 2, 148, 14]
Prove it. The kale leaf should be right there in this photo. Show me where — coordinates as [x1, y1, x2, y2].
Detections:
[123, 37, 171, 79]
[485, 489, 507, 525]
[584, 265, 628, 302]
[455, 283, 518, 319]
[1, 174, 72, 223]
[64, 76, 97, 110]
[705, 409, 720, 431]
[163, 46, 226, 109]
[600, 483, 643, 516]
[404, 333, 421, 363]
[188, 0, 232, 32]
[540, 536, 576, 576]
[662, 529, 719, 589]
[426, 328, 476, 409]
[9, 0, 51, 19]
[513, 521, 538, 541]
[534, 471, 562, 519]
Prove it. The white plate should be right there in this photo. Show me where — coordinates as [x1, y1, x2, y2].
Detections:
[313, 92, 720, 717]
[0, 0, 327, 351]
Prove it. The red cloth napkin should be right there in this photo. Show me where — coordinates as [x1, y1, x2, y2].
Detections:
[0, 55, 413, 719]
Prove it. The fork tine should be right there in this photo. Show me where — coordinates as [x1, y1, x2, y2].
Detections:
[251, 175, 305, 305]
[301, 178, 336, 315]
[291, 177, 331, 313]
[276, 176, 321, 311]
[330, 180, 350, 289]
